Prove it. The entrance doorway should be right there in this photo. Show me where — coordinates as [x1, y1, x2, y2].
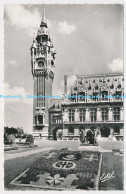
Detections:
[100, 126, 110, 137]
[53, 128, 63, 140]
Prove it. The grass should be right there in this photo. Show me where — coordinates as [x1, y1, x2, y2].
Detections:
[4, 151, 48, 190]
[4, 140, 123, 190]
[5, 150, 101, 190]
[100, 152, 123, 190]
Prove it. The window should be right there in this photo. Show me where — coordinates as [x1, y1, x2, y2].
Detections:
[93, 92, 99, 101]
[102, 91, 108, 101]
[115, 91, 122, 100]
[114, 127, 120, 134]
[101, 108, 108, 121]
[79, 92, 85, 102]
[90, 108, 97, 122]
[52, 115, 62, 124]
[68, 109, 75, 122]
[79, 109, 85, 122]
[38, 115, 43, 124]
[68, 127, 74, 134]
[113, 108, 120, 121]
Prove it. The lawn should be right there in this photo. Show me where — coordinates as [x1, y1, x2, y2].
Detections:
[100, 152, 123, 190]
[5, 149, 102, 190]
[4, 140, 123, 190]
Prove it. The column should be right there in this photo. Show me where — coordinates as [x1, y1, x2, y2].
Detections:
[63, 128, 68, 136]
[108, 107, 113, 121]
[97, 108, 102, 121]
[37, 115, 39, 124]
[120, 107, 124, 121]
[85, 108, 90, 122]
[74, 128, 79, 135]
[75, 108, 79, 122]
[120, 128, 123, 135]
[110, 127, 114, 136]
[63, 109, 68, 122]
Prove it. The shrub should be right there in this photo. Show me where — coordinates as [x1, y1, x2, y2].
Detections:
[4, 147, 18, 151]
[26, 134, 34, 145]
[6, 135, 15, 144]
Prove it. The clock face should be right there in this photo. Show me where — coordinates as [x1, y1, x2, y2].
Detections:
[38, 61, 44, 68]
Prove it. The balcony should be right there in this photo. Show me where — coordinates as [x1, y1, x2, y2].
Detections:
[62, 98, 123, 105]
[63, 120, 123, 124]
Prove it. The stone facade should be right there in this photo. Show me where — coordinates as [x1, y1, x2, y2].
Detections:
[49, 73, 124, 140]
[31, 11, 124, 141]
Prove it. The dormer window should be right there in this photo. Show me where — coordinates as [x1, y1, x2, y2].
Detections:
[110, 84, 114, 89]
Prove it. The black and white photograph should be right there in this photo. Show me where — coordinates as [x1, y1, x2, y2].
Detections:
[1, 0, 125, 191]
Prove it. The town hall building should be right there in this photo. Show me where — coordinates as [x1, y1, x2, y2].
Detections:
[31, 10, 124, 140]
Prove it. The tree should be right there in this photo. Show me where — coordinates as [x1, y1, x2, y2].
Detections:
[6, 135, 15, 144]
[16, 127, 24, 137]
[4, 133, 7, 142]
[4, 127, 18, 135]
[26, 134, 34, 145]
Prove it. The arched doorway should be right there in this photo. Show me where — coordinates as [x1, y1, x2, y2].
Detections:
[101, 126, 110, 137]
[53, 127, 63, 140]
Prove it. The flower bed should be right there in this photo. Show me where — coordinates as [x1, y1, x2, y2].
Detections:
[10, 149, 102, 190]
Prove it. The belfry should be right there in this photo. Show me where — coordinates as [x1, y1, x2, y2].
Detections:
[31, 9, 56, 139]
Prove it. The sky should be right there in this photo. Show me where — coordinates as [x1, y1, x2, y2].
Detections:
[4, 4, 123, 133]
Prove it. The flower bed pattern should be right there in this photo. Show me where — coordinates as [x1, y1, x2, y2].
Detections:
[10, 149, 102, 190]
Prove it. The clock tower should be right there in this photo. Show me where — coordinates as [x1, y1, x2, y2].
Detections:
[31, 9, 56, 139]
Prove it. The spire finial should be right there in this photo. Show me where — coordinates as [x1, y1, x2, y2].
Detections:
[42, 8, 45, 22]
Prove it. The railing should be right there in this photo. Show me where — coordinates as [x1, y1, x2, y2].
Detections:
[62, 98, 123, 104]
[63, 120, 123, 124]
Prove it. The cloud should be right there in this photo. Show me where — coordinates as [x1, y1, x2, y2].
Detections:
[5, 5, 42, 36]
[4, 83, 32, 104]
[58, 21, 76, 35]
[107, 58, 123, 72]
[8, 60, 18, 66]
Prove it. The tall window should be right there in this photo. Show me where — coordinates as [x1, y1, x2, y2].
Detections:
[101, 108, 108, 121]
[68, 109, 75, 122]
[79, 109, 85, 122]
[52, 115, 62, 124]
[38, 115, 43, 124]
[113, 108, 120, 121]
[90, 108, 97, 122]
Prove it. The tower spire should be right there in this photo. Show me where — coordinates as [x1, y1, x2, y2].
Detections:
[42, 8, 45, 22]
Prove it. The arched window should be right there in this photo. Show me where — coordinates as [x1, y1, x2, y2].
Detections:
[38, 115, 43, 124]
[68, 127, 74, 135]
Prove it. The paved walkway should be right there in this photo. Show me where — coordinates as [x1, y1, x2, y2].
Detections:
[4, 145, 112, 161]
[4, 139, 123, 161]
[4, 147, 54, 161]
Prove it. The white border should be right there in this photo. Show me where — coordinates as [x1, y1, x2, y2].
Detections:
[0, 0, 125, 194]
